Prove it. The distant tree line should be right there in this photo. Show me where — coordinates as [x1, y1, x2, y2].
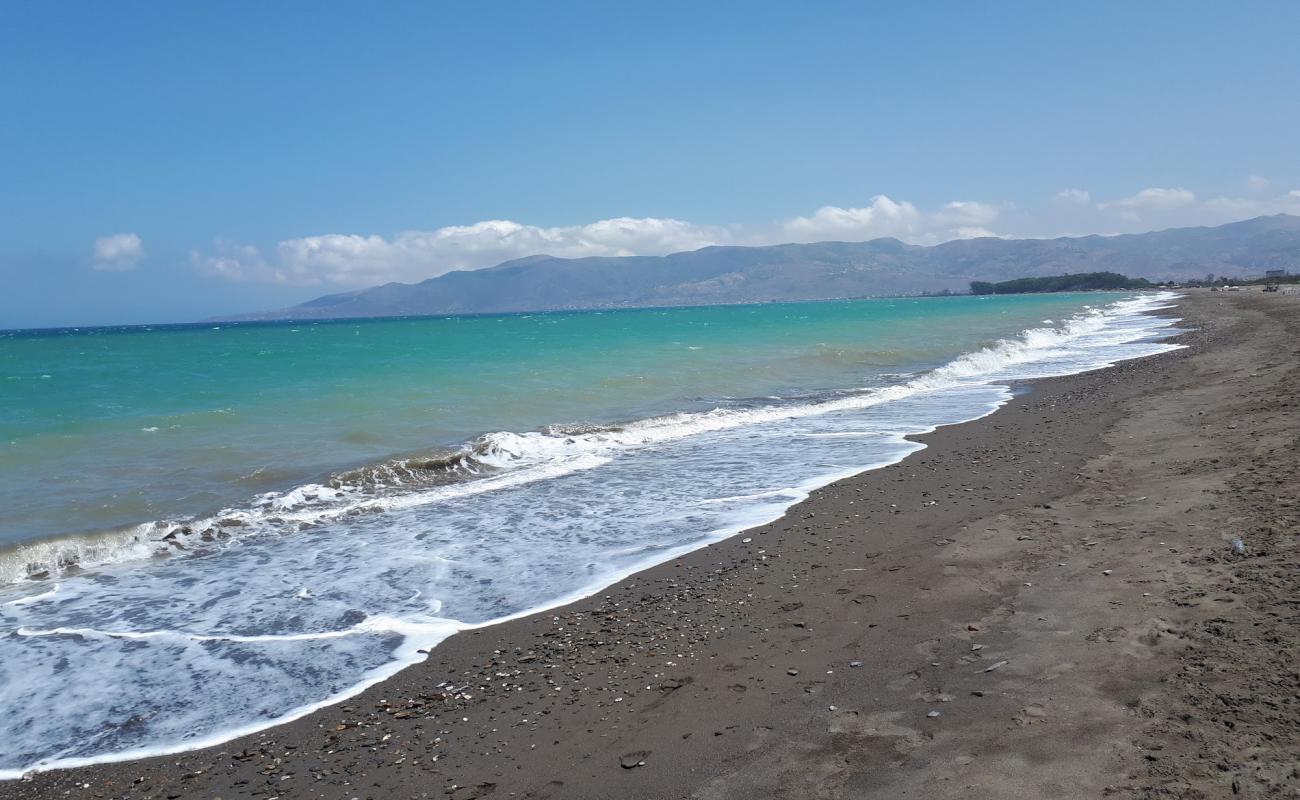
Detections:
[969, 272, 1154, 295]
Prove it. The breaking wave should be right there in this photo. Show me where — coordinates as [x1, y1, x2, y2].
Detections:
[0, 293, 1182, 588]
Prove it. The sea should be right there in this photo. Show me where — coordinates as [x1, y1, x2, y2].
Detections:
[0, 291, 1183, 776]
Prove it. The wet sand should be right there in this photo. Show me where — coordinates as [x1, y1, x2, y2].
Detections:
[5, 291, 1298, 799]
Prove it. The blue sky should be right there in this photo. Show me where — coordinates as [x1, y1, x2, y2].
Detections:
[2, 1, 1298, 327]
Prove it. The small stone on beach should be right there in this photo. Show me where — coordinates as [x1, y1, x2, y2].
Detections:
[619, 751, 649, 769]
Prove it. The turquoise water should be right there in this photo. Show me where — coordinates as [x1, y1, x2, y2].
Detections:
[0, 292, 1184, 776]
[2, 294, 1110, 549]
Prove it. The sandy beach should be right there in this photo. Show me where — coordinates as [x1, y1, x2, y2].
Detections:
[5, 290, 1298, 800]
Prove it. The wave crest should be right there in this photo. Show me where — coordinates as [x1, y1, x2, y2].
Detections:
[0, 292, 1182, 587]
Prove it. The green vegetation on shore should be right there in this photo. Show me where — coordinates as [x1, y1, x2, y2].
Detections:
[970, 272, 1154, 295]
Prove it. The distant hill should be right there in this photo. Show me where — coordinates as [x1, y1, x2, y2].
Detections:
[224, 214, 1300, 321]
[970, 272, 1154, 295]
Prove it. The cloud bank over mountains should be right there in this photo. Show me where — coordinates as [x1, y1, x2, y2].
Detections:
[191, 182, 1300, 288]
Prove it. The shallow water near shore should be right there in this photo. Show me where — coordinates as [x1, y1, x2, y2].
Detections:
[0, 292, 1183, 776]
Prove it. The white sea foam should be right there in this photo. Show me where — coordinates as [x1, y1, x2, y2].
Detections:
[1, 584, 58, 607]
[0, 292, 1184, 777]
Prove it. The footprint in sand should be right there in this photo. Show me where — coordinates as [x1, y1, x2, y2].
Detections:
[828, 709, 927, 754]
[1014, 703, 1049, 726]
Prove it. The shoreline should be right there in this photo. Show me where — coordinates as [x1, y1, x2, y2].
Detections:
[0, 291, 1161, 588]
[6, 291, 1298, 799]
[0, 295, 1175, 777]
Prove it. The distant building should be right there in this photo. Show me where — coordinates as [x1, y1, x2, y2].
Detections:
[1265, 269, 1288, 279]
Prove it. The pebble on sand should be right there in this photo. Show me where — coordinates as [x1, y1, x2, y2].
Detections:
[619, 751, 650, 769]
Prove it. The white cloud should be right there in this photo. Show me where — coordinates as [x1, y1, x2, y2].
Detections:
[1247, 175, 1272, 193]
[92, 233, 144, 271]
[779, 196, 924, 241]
[193, 185, 1300, 287]
[1201, 190, 1300, 219]
[192, 241, 269, 282]
[1102, 187, 1196, 212]
[934, 201, 1001, 228]
[194, 196, 1003, 286]
[195, 218, 732, 285]
[1093, 187, 1198, 224]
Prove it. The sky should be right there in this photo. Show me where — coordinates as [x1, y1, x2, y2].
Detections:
[2, 1, 1299, 328]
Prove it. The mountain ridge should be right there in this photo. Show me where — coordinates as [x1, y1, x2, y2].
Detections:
[222, 214, 1300, 321]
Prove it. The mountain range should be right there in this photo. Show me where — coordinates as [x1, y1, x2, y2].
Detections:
[225, 214, 1300, 320]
